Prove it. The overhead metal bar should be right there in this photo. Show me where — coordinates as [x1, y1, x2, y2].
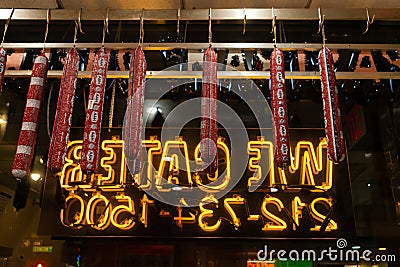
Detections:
[0, 8, 400, 21]
[2, 42, 400, 51]
[4, 70, 400, 80]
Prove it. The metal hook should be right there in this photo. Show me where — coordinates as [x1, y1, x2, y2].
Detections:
[139, 9, 145, 45]
[78, 8, 85, 34]
[47, 9, 51, 25]
[101, 8, 110, 46]
[270, 7, 277, 46]
[316, 8, 325, 34]
[208, 8, 212, 45]
[242, 8, 246, 35]
[1, 8, 14, 47]
[74, 21, 79, 46]
[73, 9, 85, 46]
[317, 8, 326, 45]
[362, 8, 375, 34]
[177, 8, 181, 35]
[43, 9, 51, 52]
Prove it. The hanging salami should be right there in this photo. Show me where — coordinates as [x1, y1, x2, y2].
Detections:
[270, 48, 290, 167]
[200, 47, 218, 176]
[47, 48, 79, 173]
[318, 45, 345, 163]
[124, 46, 147, 175]
[79, 47, 109, 175]
[0, 48, 6, 94]
[12, 54, 48, 178]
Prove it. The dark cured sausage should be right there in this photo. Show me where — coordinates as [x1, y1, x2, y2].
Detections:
[270, 47, 290, 167]
[0, 48, 6, 95]
[318, 45, 345, 163]
[47, 48, 79, 173]
[124, 46, 147, 175]
[200, 47, 218, 176]
[80, 47, 109, 175]
[12, 54, 48, 178]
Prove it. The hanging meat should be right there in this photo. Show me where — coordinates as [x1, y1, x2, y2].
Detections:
[47, 48, 79, 173]
[12, 53, 48, 178]
[0, 48, 6, 94]
[318, 45, 345, 163]
[79, 47, 109, 175]
[124, 46, 147, 175]
[270, 47, 290, 168]
[200, 47, 218, 176]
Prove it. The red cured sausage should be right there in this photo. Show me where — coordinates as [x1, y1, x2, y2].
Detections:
[80, 47, 109, 175]
[200, 47, 218, 176]
[318, 45, 345, 163]
[12, 54, 48, 178]
[47, 48, 79, 173]
[124, 46, 147, 175]
[0, 48, 6, 95]
[270, 48, 290, 167]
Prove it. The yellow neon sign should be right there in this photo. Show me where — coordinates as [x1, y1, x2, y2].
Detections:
[59, 137, 333, 193]
[193, 137, 231, 192]
[98, 140, 126, 191]
[291, 196, 306, 230]
[310, 197, 337, 231]
[140, 194, 154, 228]
[60, 140, 85, 191]
[60, 193, 340, 232]
[86, 192, 112, 230]
[136, 137, 162, 190]
[60, 139, 126, 192]
[288, 138, 333, 190]
[156, 136, 193, 191]
[198, 195, 222, 232]
[261, 196, 287, 231]
[224, 195, 245, 229]
[60, 193, 85, 229]
[57, 136, 341, 233]
[110, 193, 136, 230]
[174, 198, 196, 228]
[247, 136, 287, 189]
[247, 137, 333, 191]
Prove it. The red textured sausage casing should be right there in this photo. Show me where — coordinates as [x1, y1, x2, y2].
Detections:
[318, 45, 345, 163]
[47, 48, 80, 173]
[0, 48, 7, 95]
[124, 46, 147, 175]
[80, 47, 109, 175]
[200, 47, 218, 176]
[12, 54, 48, 178]
[270, 48, 291, 167]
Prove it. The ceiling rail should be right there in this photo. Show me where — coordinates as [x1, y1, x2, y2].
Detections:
[4, 70, 400, 80]
[0, 8, 400, 21]
[2, 42, 400, 51]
